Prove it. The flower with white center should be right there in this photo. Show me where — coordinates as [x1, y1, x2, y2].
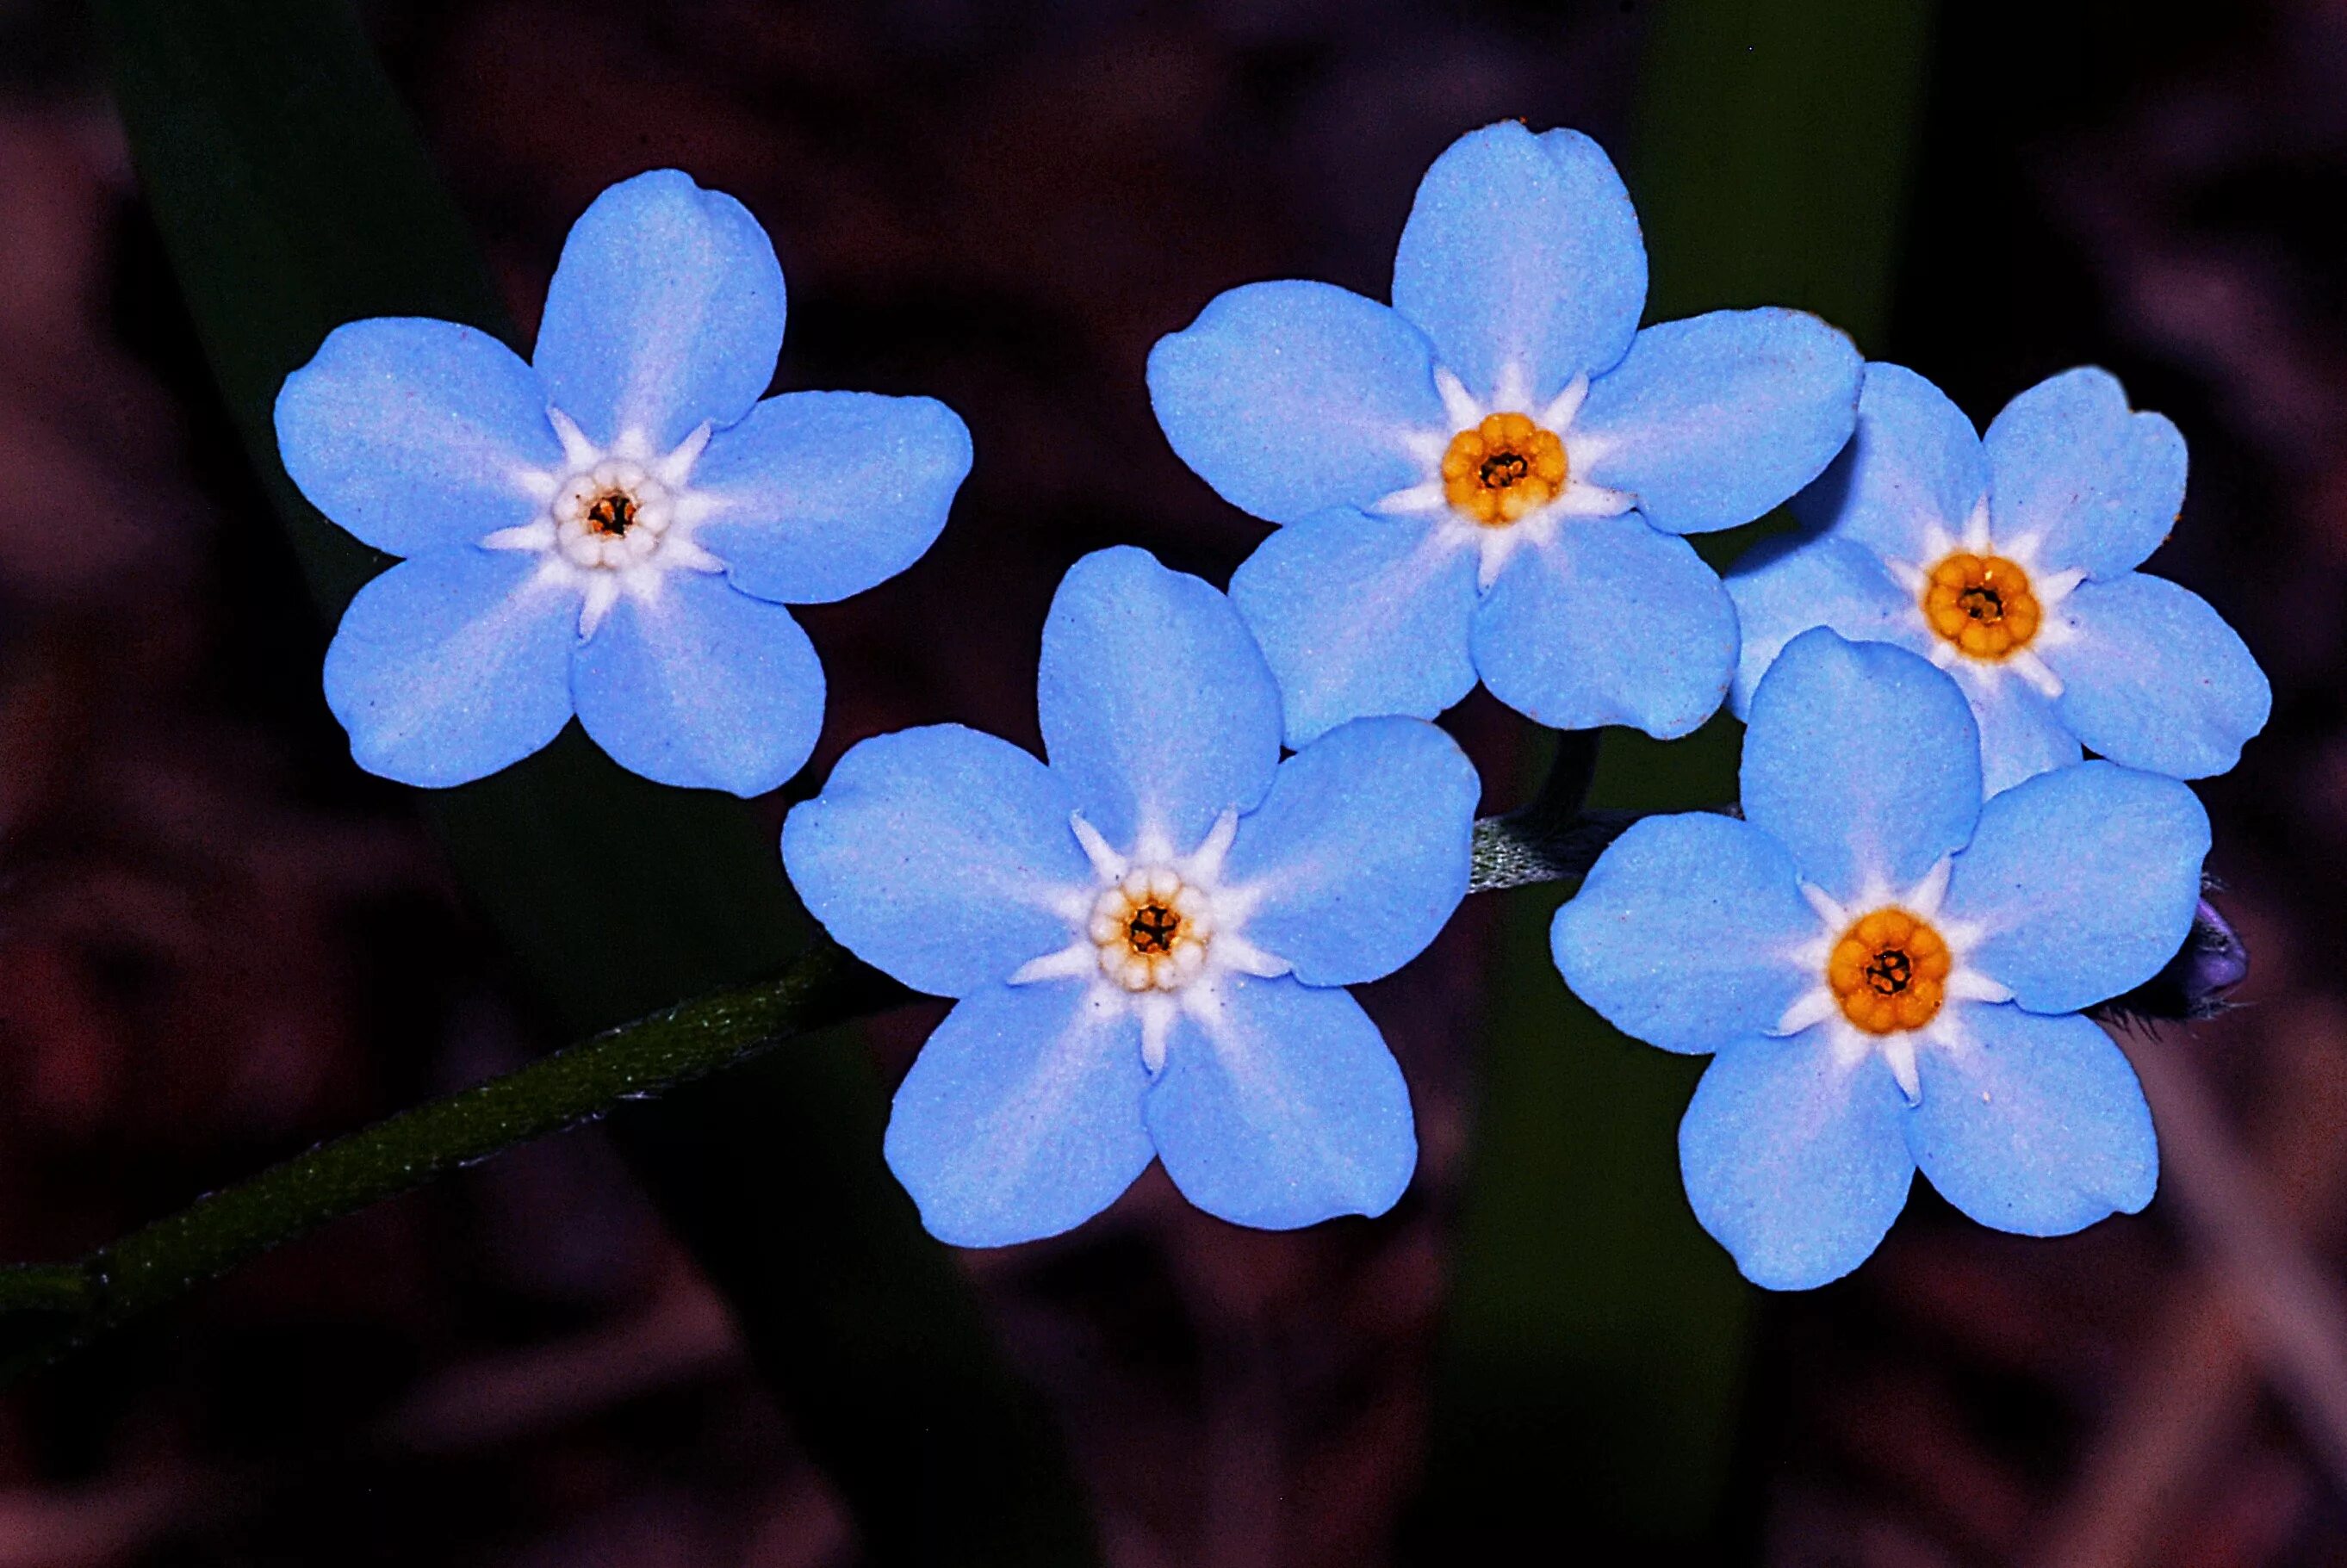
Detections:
[1727, 362, 2270, 795]
[275, 169, 972, 796]
[1146, 119, 1863, 748]
[1551, 629, 2211, 1291]
[781, 547, 1481, 1247]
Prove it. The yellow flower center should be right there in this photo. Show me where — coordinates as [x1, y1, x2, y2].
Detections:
[1828, 908, 1951, 1035]
[1442, 412, 1568, 526]
[1090, 869, 1213, 992]
[1922, 552, 2040, 660]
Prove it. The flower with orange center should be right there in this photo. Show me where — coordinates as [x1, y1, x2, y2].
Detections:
[1920, 552, 2041, 661]
[1827, 907, 1952, 1035]
[1441, 412, 1568, 526]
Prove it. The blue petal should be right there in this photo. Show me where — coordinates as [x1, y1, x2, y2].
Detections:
[1471, 517, 1736, 738]
[534, 170, 787, 454]
[1574, 310, 1863, 536]
[1390, 122, 1646, 405]
[323, 548, 575, 787]
[276, 319, 561, 558]
[1946, 759, 2208, 1013]
[1725, 533, 1924, 717]
[1908, 1004, 2156, 1236]
[692, 392, 971, 605]
[572, 571, 823, 796]
[1037, 548, 1282, 852]
[1220, 716, 1479, 986]
[781, 725, 1091, 998]
[1146, 282, 1443, 524]
[1984, 368, 2185, 579]
[2042, 573, 2271, 779]
[1552, 814, 1818, 1055]
[1679, 1033, 1914, 1291]
[1740, 629, 1982, 903]
[1146, 973, 1414, 1229]
[1963, 672, 2083, 797]
[1226, 509, 1479, 747]
[885, 981, 1154, 1249]
[1788, 361, 1984, 564]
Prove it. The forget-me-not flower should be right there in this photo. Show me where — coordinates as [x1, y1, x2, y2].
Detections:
[1552, 629, 2209, 1289]
[1728, 363, 2269, 795]
[782, 547, 1480, 1246]
[1146, 121, 1864, 747]
[276, 170, 972, 796]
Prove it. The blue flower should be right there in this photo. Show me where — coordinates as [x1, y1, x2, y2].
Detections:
[276, 170, 972, 796]
[1146, 121, 1863, 747]
[1551, 629, 2210, 1290]
[782, 547, 1481, 1246]
[1728, 363, 2270, 796]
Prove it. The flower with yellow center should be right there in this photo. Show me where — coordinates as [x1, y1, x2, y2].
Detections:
[1441, 412, 1569, 525]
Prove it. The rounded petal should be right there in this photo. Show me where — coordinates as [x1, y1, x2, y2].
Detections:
[1984, 367, 2185, 579]
[885, 982, 1154, 1249]
[572, 571, 823, 796]
[1788, 361, 1984, 564]
[693, 391, 972, 605]
[1471, 517, 1735, 738]
[1725, 532, 1924, 716]
[323, 548, 577, 787]
[1146, 974, 1414, 1230]
[1909, 1005, 2156, 1236]
[1227, 509, 1479, 747]
[1947, 759, 2208, 1013]
[1147, 282, 1443, 524]
[534, 170, 787, 453]
[2042, 573, 2271, 779]
[1391, 122, 1647, 405]
[276, 319, 560, 557]
[782, 726, 1091, 998]
[1680, 1033, 1915, 1291]
[1037, 547, 1282, 852]
[1741, 629, 1983, 902]
[1552, 814, 1818, 1055]
[1574, 309, 1863, 536]
[1221, 717, 1479, 987]
[1963, 672, 2083, 797]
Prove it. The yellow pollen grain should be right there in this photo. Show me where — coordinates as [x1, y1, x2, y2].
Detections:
[1442, 412, 1568, 526]
[1922, 552, 2040, 660]
[1828, 907, 1953, 1036]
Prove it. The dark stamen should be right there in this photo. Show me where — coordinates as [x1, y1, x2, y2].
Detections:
[1958, 584, 2004, 623]
[1479, 450, 1531, 490]
[587, 493, 637, 536]
[1865, 948, 1913, 995]
[1127, 902, 1180, 955]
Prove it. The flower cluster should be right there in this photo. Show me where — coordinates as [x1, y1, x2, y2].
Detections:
[276, 125, 2268, 1279]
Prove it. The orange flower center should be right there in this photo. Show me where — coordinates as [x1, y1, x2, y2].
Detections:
[1829, 908, 1952, 1035]
[1442, 412, 1568, 526]
[1922, 552, 2040, 660]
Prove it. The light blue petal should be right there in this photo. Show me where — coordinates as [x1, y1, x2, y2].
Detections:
[781, 726, 1090, 998]
[1390, 122, 1646, 405]
[1227, 509, 1478, 747]
[1146, 973, 1414, 1230]
[1037, 547, 1282, 852]
[1788, 361, 1984, 564]
[322, 548, 577, 787]
[572, 571, 823, 796]
[1946, 759, 2208, 1013]
[1471, 516, 1735, 738]
[1574, 310, 1863, 536]
[1909, 1004, 2156, 1236]
[1740, 629, 1982, 902]
[1725, 533, 1923, 716]
[693, 391, 971, 605]
[2042, 573, 2271, 779]
[1962, 672, 2083, 797]
[1220, 717, 1479, 987]
[276, 319, 560, 558]
[1146, 282, 1443, 524]
[534, 170, 786, 453]
[1679, 1033, 1914, 1291]
[885, 981, 1154, 1249]
[1551, 814, 1817, 1055]
[1984, 368, 2185, 579]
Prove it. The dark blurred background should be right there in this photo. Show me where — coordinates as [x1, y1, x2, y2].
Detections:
[0, 0, 2338, 1562]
